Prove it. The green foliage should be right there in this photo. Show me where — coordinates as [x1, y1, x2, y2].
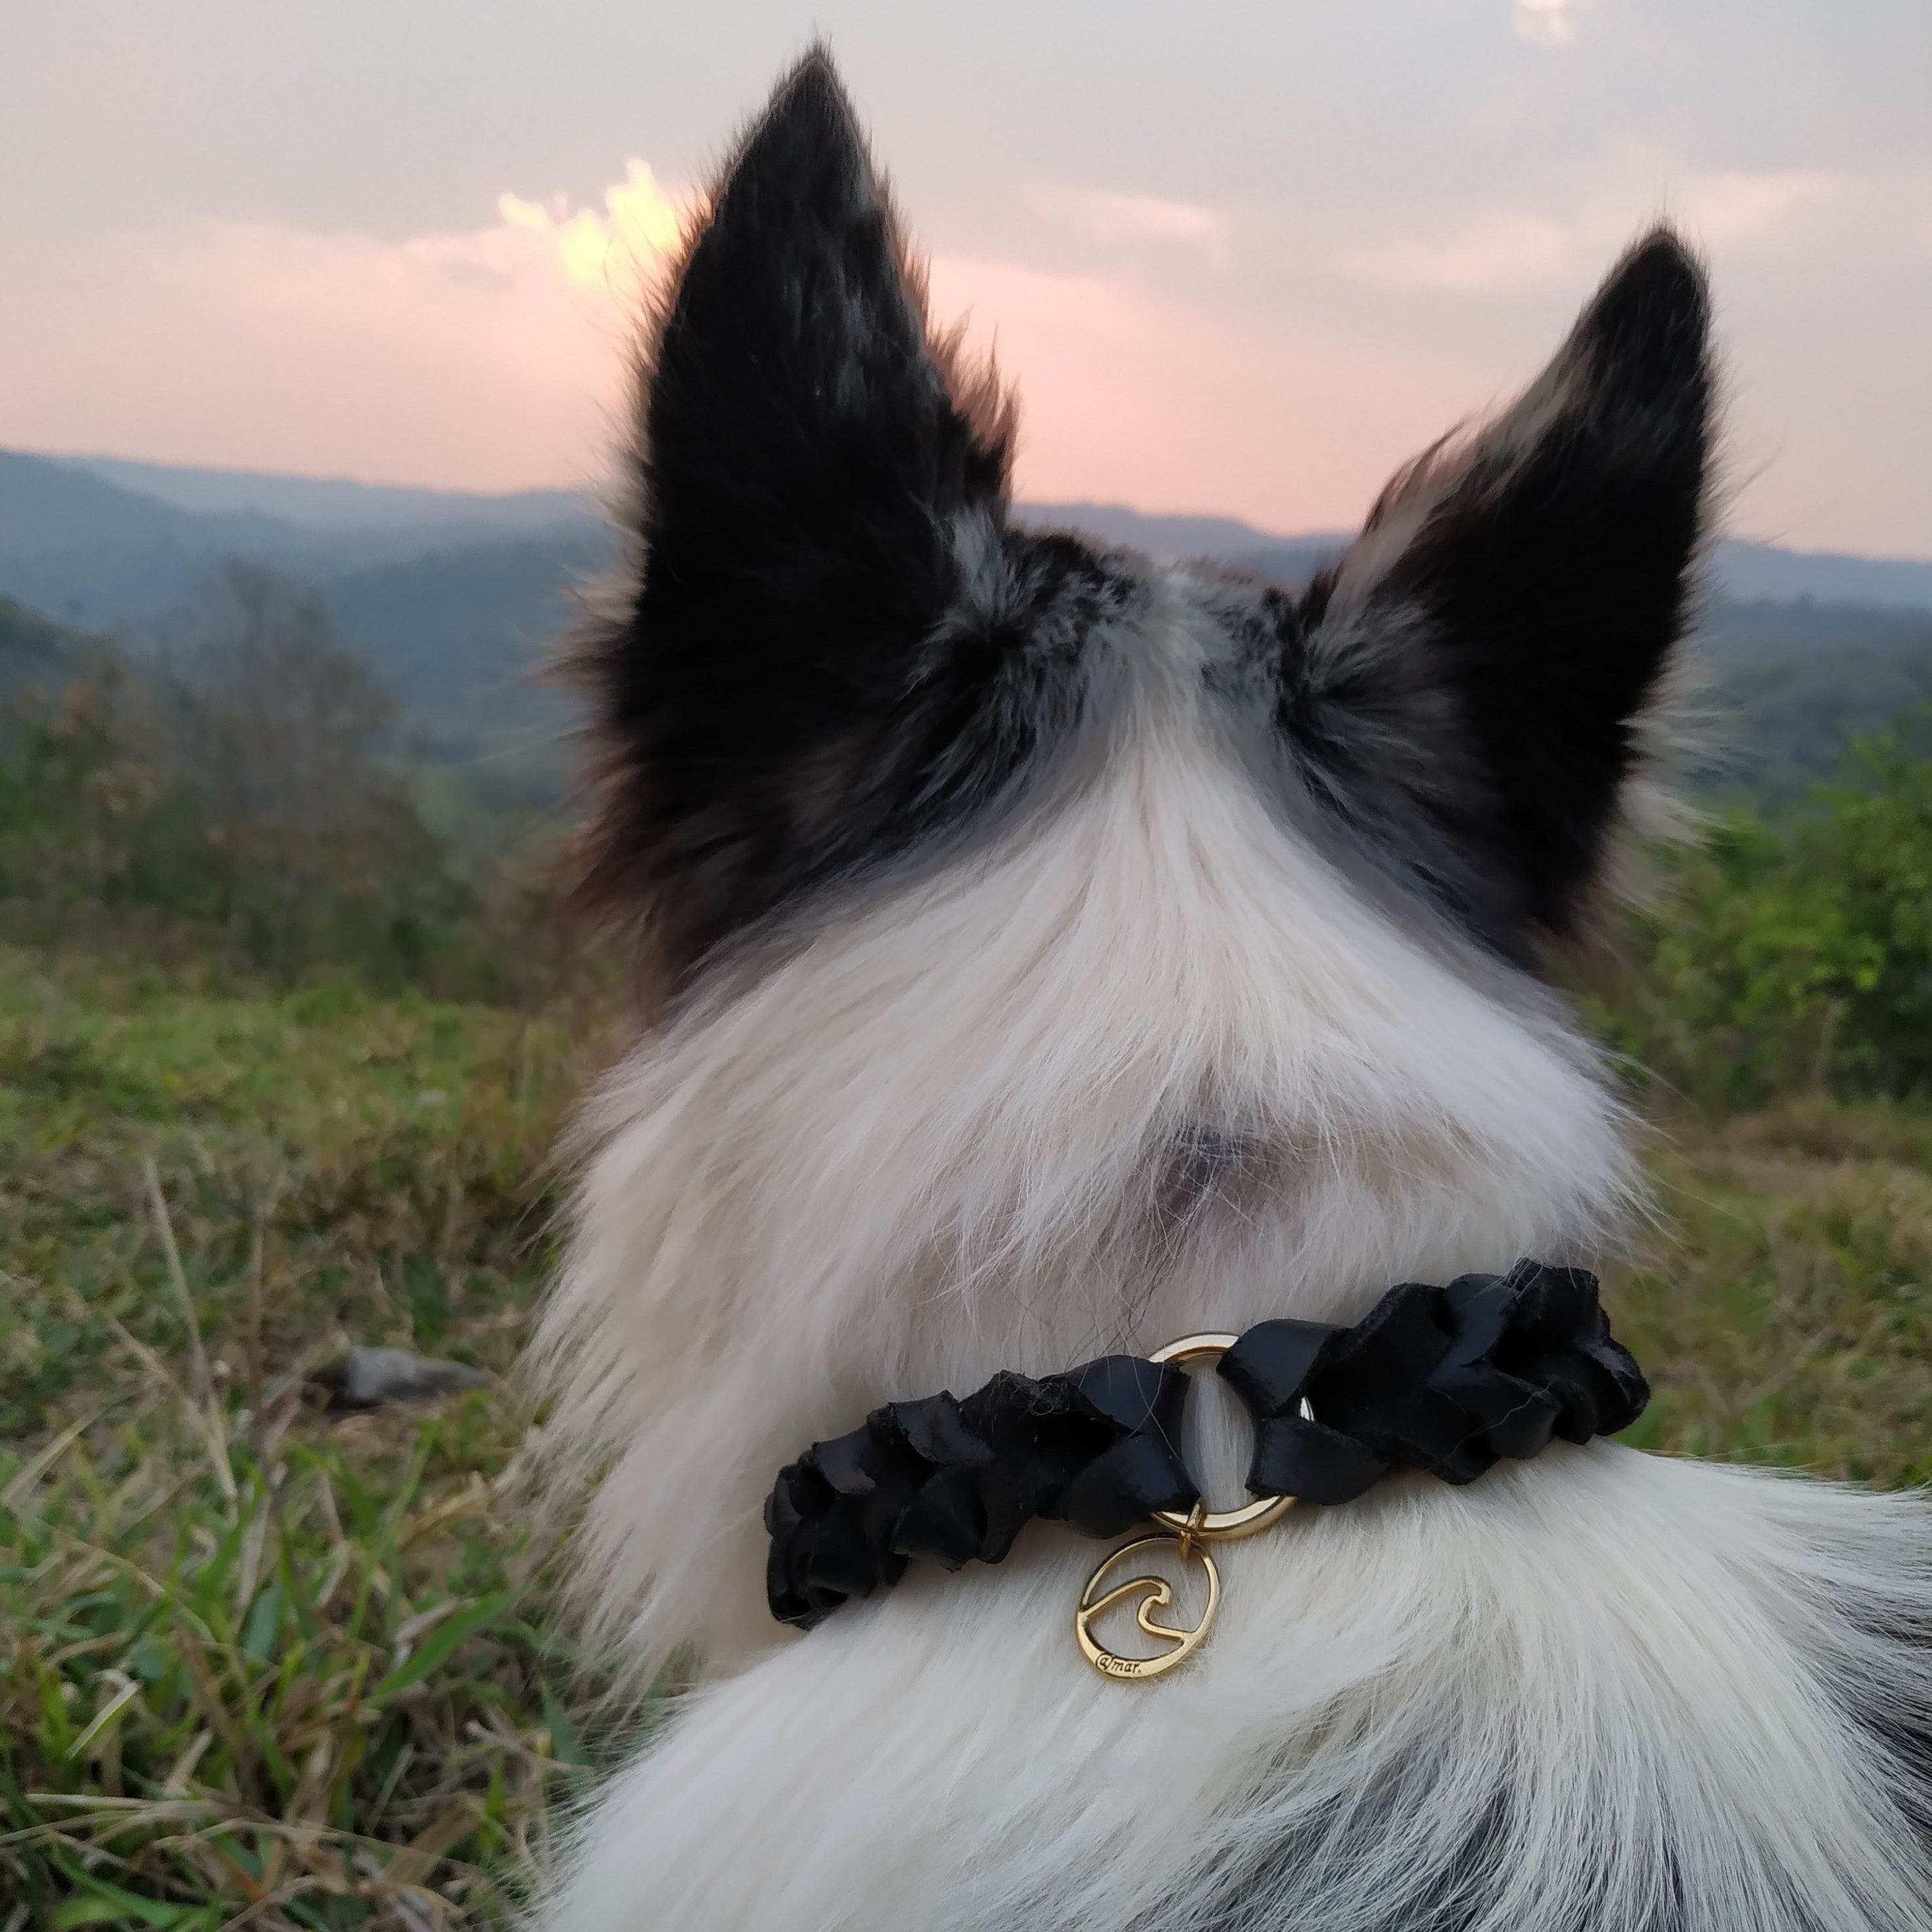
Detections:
[0, 563, 616, 1925]
[1597, 711, 1932, 1105]
[0, 1400, 599, 1927]
[0, 944, 603, 1441]
[0, 568, 598, 1007]
[137, 568, 469, 980]
[1697, 600, 1932, 801]
[1607, 1097, 1932, 1483]
[0, 941, 640, 1925]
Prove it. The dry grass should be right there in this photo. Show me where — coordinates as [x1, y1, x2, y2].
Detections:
[5, 944, 1932, 1924]
[0, 1396, 598, 1929]
[0, 948, 636, 1926]
[1610, 1097, 1932, 1485]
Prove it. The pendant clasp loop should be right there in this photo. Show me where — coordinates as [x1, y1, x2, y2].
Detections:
[1074, 1330, 1302, 1682]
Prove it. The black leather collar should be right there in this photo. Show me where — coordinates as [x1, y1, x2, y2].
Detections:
[765, 1260, 1648, 1630]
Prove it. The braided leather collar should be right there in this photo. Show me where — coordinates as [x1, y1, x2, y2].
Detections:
[765, 1260, 1647, 1633]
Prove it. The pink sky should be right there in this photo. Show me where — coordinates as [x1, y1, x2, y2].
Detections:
[3, 1, 1929, 556]
[0, 161, 1480, 529]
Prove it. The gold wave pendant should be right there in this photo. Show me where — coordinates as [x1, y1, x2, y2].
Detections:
[1075, 1533, 1220, 1680]
[1073, 1332, 1302, 1683]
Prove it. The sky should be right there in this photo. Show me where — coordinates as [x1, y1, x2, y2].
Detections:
[1, 1, 1928, 557]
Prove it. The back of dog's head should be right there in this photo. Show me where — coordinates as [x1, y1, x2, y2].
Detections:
[540, 46, 1712, 1672]
[529, 61, 1932, 1932]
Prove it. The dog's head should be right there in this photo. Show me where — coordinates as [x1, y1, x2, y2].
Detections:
[578, 48, 1710, 999]
[545, 49, 1712, 1665]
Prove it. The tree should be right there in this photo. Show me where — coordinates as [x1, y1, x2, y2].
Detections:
[0, 566, 476, 985]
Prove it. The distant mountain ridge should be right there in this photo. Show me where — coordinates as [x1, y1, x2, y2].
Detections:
[1024, 499, 1932, 613]
[56, 455, 597, 536]
[5, 450, 1932, 791]
[1017, 501, 1351, 570]
[7, 451, 1929, 610]
[4, 453, 1929, 624]
[0, 450, 612, 635]
[3, 451, 1932, 821]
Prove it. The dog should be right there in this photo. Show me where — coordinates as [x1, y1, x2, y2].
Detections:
[528, 47, 1932, 1931]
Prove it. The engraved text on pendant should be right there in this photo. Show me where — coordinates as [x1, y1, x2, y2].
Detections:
[1074, 1535, 1220, 1680]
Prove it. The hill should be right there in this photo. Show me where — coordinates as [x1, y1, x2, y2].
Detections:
[56, 455, 593, 534]
[9, 453, 1930, 623]
[0, 449, 609, 630]
[1024, 499, 1932, 612]
[1695, 602, 1932, 798]
[1018, 501, 1351, 572]
[1699, 596, 1932, 659]
[323, 534, 607, 736]
[5, 451, 1932, 802]
[0, 594, 87, 712]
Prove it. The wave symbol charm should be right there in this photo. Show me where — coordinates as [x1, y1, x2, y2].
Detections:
[1072, 1333, 1305, 1682]
[1074, 1535, 1220, 1681]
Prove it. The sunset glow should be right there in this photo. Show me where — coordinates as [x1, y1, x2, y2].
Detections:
[1, 3, 1927, 555]
[498, 160, 688, 294]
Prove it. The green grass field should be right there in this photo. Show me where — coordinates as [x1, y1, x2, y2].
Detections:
[3, 944, 1931, 1926]
[0, 949, 625, 1927]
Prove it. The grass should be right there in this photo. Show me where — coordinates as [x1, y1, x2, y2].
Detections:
[3, 941, 1932, 1925]
[0, 946, 634, 1927]
[0, 1400, 589, 1928]
[1610, 1095, 1932, 1485]
[0, 948, 611, 1438]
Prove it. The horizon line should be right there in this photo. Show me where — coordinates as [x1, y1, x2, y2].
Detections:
[10, 442, 1932, 569]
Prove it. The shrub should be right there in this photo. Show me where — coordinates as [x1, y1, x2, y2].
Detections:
[1598, 711, 1932, 1104]
[0, 568, 602, 1008]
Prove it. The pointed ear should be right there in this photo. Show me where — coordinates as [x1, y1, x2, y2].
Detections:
[1290, 228, 1712, 956]
[579, 48, 1026, 978]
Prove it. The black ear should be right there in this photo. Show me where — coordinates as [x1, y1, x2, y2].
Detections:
[579, 48, 1052, 980]
[1286, 229, 1712, 957]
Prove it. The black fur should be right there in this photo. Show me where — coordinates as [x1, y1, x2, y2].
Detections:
[1278, 232, 1712, 959]
[578, 49, 1114, 982]
[1824, 1596, 1932, 1867]
[581, 48, 1708, 984]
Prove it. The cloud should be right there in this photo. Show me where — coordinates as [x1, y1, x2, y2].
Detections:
[3, 148, 1925, 556]
[1337, 211, 1579, 292]
[496, 160, 687, 292]
[1513, 0, 1591, 48]
[0, 165, 689, 491]
[1676, 170, 1838, 245]
[1336, 167, 1847, 295]
[1028, 184, 1233, 264]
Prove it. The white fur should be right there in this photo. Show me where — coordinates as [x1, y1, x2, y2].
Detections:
[530, 578, 1932, 1929]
